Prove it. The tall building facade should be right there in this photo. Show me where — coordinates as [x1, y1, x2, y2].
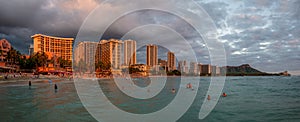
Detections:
[211, 65, 217, 75]
[31, 34, 74, 61]
[167, 52, 175, 71]
[189, 62, 199, 75]
[74, 41, 99, 68]
[158, 59, 167, 70]
[198, 64, 202, 74]
[178, 60, 189, 74]
[0, 39, 11, 62]
[95, 42, 102, 65]
[146, 44, 158, 67]
[124, 40, 136, 66]
[210, 65, 221, 76]
[216, 66, 221, 75]
[100, 39, 123, 69]
[201, 64, 212, 75]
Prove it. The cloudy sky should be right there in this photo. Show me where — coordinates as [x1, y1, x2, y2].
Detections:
[0, 0, 299, 74]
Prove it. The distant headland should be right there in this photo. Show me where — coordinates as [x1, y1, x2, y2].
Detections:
[223, 64, 291, 76]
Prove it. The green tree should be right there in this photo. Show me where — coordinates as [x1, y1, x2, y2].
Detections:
[95, 61, 105, 71]
[167, 70, 181, 76]
[104, 62, 111, 71]
[56, 57, 71, 68]
[24, 56, 36, 69]
[0, 50, 3, 62]
[6, 48, 22, 66]
[31, 52, 48, 71]
[129, 67, 140, 74]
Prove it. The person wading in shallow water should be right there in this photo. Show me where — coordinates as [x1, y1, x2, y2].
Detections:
[29, 81, 32, 89]
[54, 84, 58, 92]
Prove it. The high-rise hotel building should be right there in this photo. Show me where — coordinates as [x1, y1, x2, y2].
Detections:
[201, 64, 212, 75]
[189, 62, 199, 75]
[100, 39, 123, 69]
[146, 44, 158, 67]
[31, 34, 74, 61]
[178, 60, 189, 74]
[123, 40, 136, 66]
[167, 52, 175, 71]
[74, 41, 100, 67]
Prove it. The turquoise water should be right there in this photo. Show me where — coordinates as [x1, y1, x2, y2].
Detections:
[0, 76, 300, 122]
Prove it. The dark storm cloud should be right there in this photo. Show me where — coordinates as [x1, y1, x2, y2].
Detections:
[0, 0, 45, 27]
[102, 10, 199, 40]
[0, 27, 34, 53]
[0, 0, 99, 53]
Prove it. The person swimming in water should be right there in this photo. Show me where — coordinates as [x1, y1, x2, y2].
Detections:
[186, 83, 192, 89]
[207, 95, 211, 100]
[171, 88, 176, 93]
[222, 92, 227, 97]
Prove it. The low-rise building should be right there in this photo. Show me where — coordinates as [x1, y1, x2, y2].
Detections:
[0, 39, 12, 62]
[130, 64, 149, 76]
[158, 58, 167, 71]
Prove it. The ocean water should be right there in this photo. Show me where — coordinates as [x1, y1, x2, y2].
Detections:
[0, 76, 299, 122]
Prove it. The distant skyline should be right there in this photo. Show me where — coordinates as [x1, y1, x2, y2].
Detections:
[0, 0, 299, 75]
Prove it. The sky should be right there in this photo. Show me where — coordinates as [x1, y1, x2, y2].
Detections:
[0, 0, 299, 75]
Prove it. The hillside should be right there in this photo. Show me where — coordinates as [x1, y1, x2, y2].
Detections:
[224, 64, 277, 76]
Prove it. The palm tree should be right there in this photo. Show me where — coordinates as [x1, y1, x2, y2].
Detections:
[15, 50, 21, 65]
[24, 56, 35, 69]
[6, 48, 16, 65]
[32, 52, 48, 72]
[6, 48, 12, 65]
[56, 57, 71, 69]
[0, 50, 3, 62]
[40, 52, 48, 71]
[95, 61, 104, 71]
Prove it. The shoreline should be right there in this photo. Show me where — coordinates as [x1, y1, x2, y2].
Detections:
[1, 75, 295, 84]
[0, 75, 71, 84]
